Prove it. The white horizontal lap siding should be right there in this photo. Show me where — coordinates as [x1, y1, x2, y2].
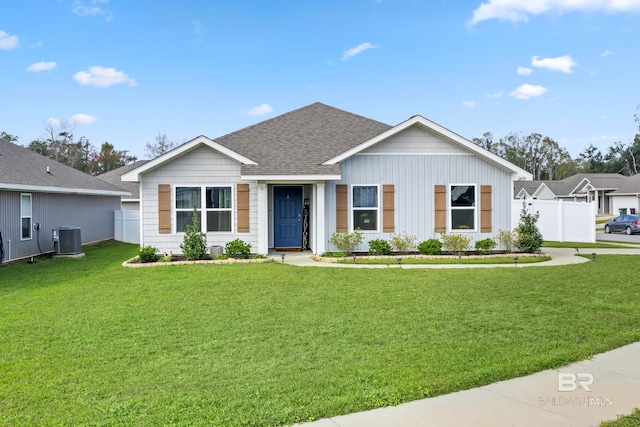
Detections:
[325, 154, 513, 252]
[140, 146, 258, 255]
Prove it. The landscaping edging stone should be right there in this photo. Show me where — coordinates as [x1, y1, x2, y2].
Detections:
[122, 256, 273, 268]
[310, 253, 546, 263]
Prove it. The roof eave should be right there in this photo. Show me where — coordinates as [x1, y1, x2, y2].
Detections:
[0, 183, 130, 197]
[241, 174, 341, 181]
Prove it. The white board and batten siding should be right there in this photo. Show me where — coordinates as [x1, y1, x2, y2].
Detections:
[512, 199, 596, 243]
[139, 146, 259, 255]
[324, 125, 515, 252]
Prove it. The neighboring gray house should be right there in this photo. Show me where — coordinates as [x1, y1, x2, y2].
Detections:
[97, 160, 148, 211]
[122, 103, 532, 255]
[514, 173, 627, 215]
[0, 138, 129, 262]
[608, 173, 640, 215]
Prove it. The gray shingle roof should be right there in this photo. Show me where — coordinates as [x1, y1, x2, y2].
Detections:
[96, 160, 148, 199]
[515, 173, 627, 197]
[514, 180, 546, 196]
[610, 173, 640, 195]
[214, 102, 392, 176]
[0, 138, 129, 195]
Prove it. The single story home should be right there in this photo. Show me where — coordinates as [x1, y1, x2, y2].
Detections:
[122, 103, 532, 255]
[97, 160, 148, 211]
[0, 138, 129, 262]
[608, 173, 640, 215]
[515, 173, 628, 215]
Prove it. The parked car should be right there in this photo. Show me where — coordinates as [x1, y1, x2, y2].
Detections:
[604, 214, 640, 235]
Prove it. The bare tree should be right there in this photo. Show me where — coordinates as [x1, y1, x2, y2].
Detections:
[145, 132, 177, 159]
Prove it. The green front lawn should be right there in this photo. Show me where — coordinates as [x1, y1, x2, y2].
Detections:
[1, 241, 639, 426]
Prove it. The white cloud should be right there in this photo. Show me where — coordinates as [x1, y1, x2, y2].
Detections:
[509, 84, 548, 100]
[531, 55, 577, 73]
[601, 49, 614, 56]
[47, 117, 61, 127]
[72, 0, 113, 21]
[342, 42, 378, 61]
[469, 0, 640, 25]
[462, 101, 476, 108]
[517, 66, 533, 75]
[73, 66, 137, 88]
[0, 30, 19, 50]
[486, 91, 504, 98]
[26, 61, 57, 72]
[70, 113, 97, 125]
[245, 104, 274, 116]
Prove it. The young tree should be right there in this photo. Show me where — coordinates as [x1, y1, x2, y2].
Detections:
[516, 204, 543, 253]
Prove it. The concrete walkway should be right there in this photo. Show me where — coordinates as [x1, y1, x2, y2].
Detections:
[271, 247, 640, 268]
[277, 248, 640, 426]
[294, 342, 640, 427]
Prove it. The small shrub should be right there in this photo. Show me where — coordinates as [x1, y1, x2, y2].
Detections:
[138, 245, 159, 263]
[180, 209, 208, 260]
[389, 232, 418, 252]
[320, 252, 346, 258]
[496, 229, 518, 253]
[516, 204, 543, 253]
[368, 239, 392, 255]
[439, 232, 472, 253]
[329, 229, 363, 254]
[475, 238, 497, 255]
[418, 239, 442, 255]
[225, 238, 252, 259]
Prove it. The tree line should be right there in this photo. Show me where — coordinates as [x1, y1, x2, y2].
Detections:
[1, 125, 178, 176]
[472, 108, 640, 180]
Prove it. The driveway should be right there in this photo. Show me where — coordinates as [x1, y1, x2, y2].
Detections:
[597, 232, 640, 243]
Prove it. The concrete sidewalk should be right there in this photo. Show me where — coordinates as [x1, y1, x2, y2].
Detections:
[294, 342, 640, 427]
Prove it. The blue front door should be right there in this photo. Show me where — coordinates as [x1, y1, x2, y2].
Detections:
[274, 186, 302, 248]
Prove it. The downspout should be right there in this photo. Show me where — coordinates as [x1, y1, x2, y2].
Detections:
[0, 231, 4, 265]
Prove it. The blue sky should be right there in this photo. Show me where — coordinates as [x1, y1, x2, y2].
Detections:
[2, 0, 640, 160]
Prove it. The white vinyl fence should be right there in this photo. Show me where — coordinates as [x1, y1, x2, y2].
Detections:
[512, 199, 596, 243]
[114, 210, 140, 244]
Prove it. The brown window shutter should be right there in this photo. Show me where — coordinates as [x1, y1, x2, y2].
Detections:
[434, 185, 446, 233]
[158, 184, 171, 234]
[237, 184, 250, 233]
[336, 184, 348, 232]
[383, 184, 395, 233]
[480, 185, 492, 232]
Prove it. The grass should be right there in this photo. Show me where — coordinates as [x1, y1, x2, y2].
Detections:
[601, 409, 640, 426]
[338, 255, 551, 264]
[2, 241, 640, 426]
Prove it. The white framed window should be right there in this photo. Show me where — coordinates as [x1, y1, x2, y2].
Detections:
[176, 187, 201, 232]
[352, 184, 379, 232]
[205, 186, 232, 232]
[21, 193, 32, 240]
[175, 186, 233, 233]
[449, 184, 476, 231]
